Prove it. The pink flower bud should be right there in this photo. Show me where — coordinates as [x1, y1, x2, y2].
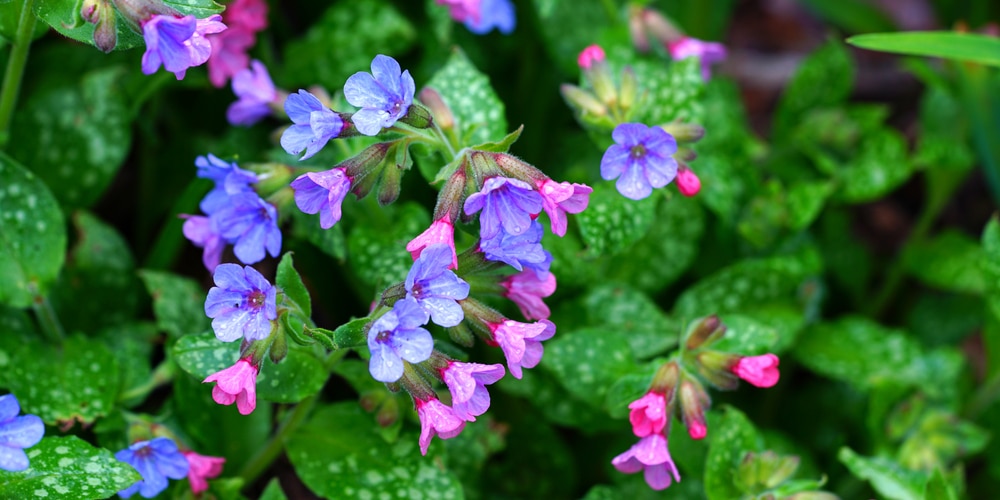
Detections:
[577, 44, 606, 69]
[732, 354, 780, 388]
[501, 269, 556, 321]
[181, 451, 225, 495]
[203, 358, 258, 415]
[406, 217, 458, 269]
[628, 391, 667, 437]
[676, 167, 701, 197]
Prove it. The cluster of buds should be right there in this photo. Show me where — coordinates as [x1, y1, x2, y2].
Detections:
[628, 5, 727, 81]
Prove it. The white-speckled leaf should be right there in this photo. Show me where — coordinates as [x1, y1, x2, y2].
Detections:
[704, 407, 763, 500]
[837, 128, 912, 203]
[425, 48, 507, 147]
[711, 315, 780, 356]
[0, 436, 140, 500]
[902, 230, 985, 295]
[580, 284, 678, 358]
[347, 202, 429, 288]
[576, 183, 658, 256]
[0, 156, 66, 308]
[774, 41, 854, 140]
[543, 328, 636, 405]
[138, 270, 210, 339]
[838, 447, 927, 500]
[260, 478, 288, 500]
[497, 367, 618, 431]
[632, 57, 706, 125]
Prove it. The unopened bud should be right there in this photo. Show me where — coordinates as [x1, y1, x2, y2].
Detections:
[110, 0, 177, 26]
[345, 142, 392, 199]
[679, 377, 711, 440]
[628, 5, 650, 52]
[560, 84, 608, 117]
[577, 44, 606, 69]
[586, 63, 617, 108]
[641, 7, 683, 46]
[419, 87, 454, 130]
[399, 102, 433, 129]
[695, 351, 740, 390]
[81, 0, 102, 23]
[620, 67, 638, 113]
[685, 314, 725, 350]
[375, 396, 400, 427]
[675, 148, 697, 162]
[359, 392, 382, 412]
[493, 153, 546, 184]
[661, 122, 705, 143]
[786, 493, 839, 500]
[434, 167, 466, 222]
[447, 323, 475, 347]
[93, 9, 118, 53]
[650, 360, 679, 395]
[377, 162, 403, 206]
[676, 165, 701, 197]
[268, 327, 288, 364]
[467, 151, 505, 187]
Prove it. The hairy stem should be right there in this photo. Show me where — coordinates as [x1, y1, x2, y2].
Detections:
[0, 0, 37, 149]
[31, 295, 64, 342]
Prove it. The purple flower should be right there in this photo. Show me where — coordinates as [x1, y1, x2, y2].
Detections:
[601, 123, 678, 200]
[343, 54, 415, 136]
[204, 263, 277, 342]
[290, 167, 352, 229]
[489, 318, 555, 379]
[367, 298, 433, 383]
[115, 437, 190, 498]
[0, 394, 44, 472]
[480, 220, 552, 277]
[611, 434, 681, 491]
[416, 397, 465, 456]
[535, 178, 592, 237]
[464, 177, 543, 240]
[195, 153, 258, 215]
[501, 269, 556, 321]
[181, 215, 226, 271]
[440, 361, 505, 421]
[214, 192, 282, 264]
[141, 14, 227, 80]
[405, 244, 470, 327]
[668, 37, 727, 81]
[464, 0, 515, 35]
[436, 0, 479, 23]
[281, 90, 345, 160]
[227, 60, 277, 126]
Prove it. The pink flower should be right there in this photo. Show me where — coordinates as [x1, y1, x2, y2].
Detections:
[628, 391, 667, 437]
[441, 362, 505, 421]
[732, 354, 780, 388]
[406, 217, 457, 270]
[416, 398, 466, 455]
[141, 14, 227, 80]
[207, 27, 255, 88]
[436, 0, 480, 23]
[227, 59, 277, 126]
[577, 44, 606, 69]
[687, 420, 707, 440]
[612, 434, 681, 491]
[668, 37, 727, 81]
[181, 451, 225, 495]
[226, 0, 268, 32]
[203, 358, 258, 415]
[489, 319, 556, 379]
[676, 166, 701, 197]
[501, 270, 556, 321]
[535, 179, 592, 237]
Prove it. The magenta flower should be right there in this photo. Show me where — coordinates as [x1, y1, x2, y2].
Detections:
[343, 54, 415, 136]
[489, 318, 556, 379]
[224, 0, 268, 31]
[181, 451, 225, 495]
[577, 44, 605, 69]
[536, 178, 592, 237]
[441, 361, 505, 421]
[731, 354, 780, 388]
[141, 14, 227, 79]
[406, 244, 470, 327]
[601, 123, 678, 200]
[436, 0, 479, 23]
[612, 434, 681, 491]
[463, 0, 515, 35]
[416, 397, 466, 456]
[291, 167, 352, 229]
[0, 394, 44, 472]
[281, 90, 345, 160]
[204, 263, 277, 343]
[668, 37, 727, 81]
[367, 298, 434, 383]
[207, 27, 254, 88]
[227, 60, 277, 126]
[115, 438, 190, 498]
[406, 217, 457, 270]
[464, 176, 543, 240]
[675, 166, 701, 197]
[501, 270, 556, 321]
[203, 358, 259, 415]
[628, 391, 667, 437]
[181, 215, 225, 272]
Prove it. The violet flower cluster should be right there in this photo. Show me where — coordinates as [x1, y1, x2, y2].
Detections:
[436, 0, 516, 34]
[115, 437, 225, 497]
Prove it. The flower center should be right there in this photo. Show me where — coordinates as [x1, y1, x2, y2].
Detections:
[248, 290, 265, 309]
[375, 330, 392, 343]
[630, 144, 647, 159]
[410, 283, 425, 299]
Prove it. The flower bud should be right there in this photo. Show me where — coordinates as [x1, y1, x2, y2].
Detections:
[377, 162, 403, 206]
[560, 84, 608, 117]
[110, 0, 177, 26]
[493, 152, 546, 184]
[344, 142, 392, 199]
[81, 0, 102, 23]
[684, 314, 725, 350]
[399, 102, 433, 129]
[641, 7, 683, 46]
[458, 298, 506, 340]
[661, 122, 705, 143]
[585, 61, 617, 108]
[649, 360, 679, 395]
[628, 5, 650, 52]
[577, 44, 606, 69]
[695, 351, 740, 390]
[447, 323, 475, 347]
[676, 165, 701, 197]
[619, 67, 638, 114]
[418, 87, 454, 131]
[465, 151, 504, 191]
[359, 391, 382, 412]
[737, 451, 802, 491]
[375, 395, 400, 427]
[434, 167, 467, 222]
[679, 376, 710, 440]
[93, 7, 118, 53]
[267, 327, 288, 364]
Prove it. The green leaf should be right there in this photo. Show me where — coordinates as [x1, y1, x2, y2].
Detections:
[286, 403, 463, 499]
[533, 0, 610, 74]
[138, 270, 210, 339]
[425, 47, 508, 147]
[0, 155, 66, 308]
[291, 208, 347, 261]
[632, 57, 706, 125]
[712, 315, 781, 355]
[576, 183, 658, 256]
[8, 67, 131, 208]
[799, 0, 896, 32]
[786, 181, 833, 230]
[498, 367, 617, 431]
[347, 202, 429, 289]
[903, 230, 986, 294]
[308, 317, 370, 350]
[276, 252, 312, 318]
[260, 479, 288, 500]
[580, 285, 678, 358]
[469, 125, 523, 153]
[543, 328, 636, 405]
[605, 369, 657, 418]
[704, 406, 763, 500]
[0, 0, 47, 42]
[6, 335, 119, 425]
[774, 41, 854, 139]
[837, 128, 913, 203]
[94, 322, 157, 405]
[923, 468, 959, 500]
[848, 31, 1000, 67]
[838, 447, 928, 500]
[0, 436, 140, 500]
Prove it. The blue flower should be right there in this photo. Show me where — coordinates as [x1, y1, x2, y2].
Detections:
[213, 192, 282, 265]
[141, 15, 227, 80]
[0, 394, 44, 472]
[344, 55, 415, 136]
[406, 244, 470, 327]
[480, 220, 552, 277]
[115, 437, 190, 499]
[463, 176, 543, 241]
[368, 298, 433, 383]
[601, 123, 678, 200]
[281, 90, 345, 160]
[195, 154, 258, 215]
[204, 263, 277, 342]
[464, 0, 515, 35]
[227, 60, 277, 126]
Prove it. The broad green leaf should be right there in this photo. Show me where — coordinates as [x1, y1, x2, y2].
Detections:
[632, 57, 706, 125]
[138, 270, 210, 339]
[576, 183, 658, 256]
[425, 48, 508, 147]
[704, 406, 763, 500]
[0, 155, 66, 308]
[94, 322, 157, 405]
[712, 315, 781, 355]
[903, 230, 985, 294]
[0, 436, 140, 500]
[291, 209, 347, 261]
[543, 328, 636, 405]
[774, 41, 853, 139]
[285, 403, 463, 499]
[580, 285, 678, 358]
[260, 479, 288, 500]
[307, 317, 369, 350]
[924, 468, 959, 500]
[9, 67, 131, 208]
[276, 253, 312, 318]
[442, 417, 507, 495]
[347, 202, 429, 288]
[848, 31, 1000, 67]
[6, 335, 120, 425]
[838, 447, 928, 500]
[913, 86, 974, 172]
[481, 416, 579, 498]
[837, 128, 912, 203]
[786, 181, 833, 230]
[534, 0, 610, 73]
[498, 367, 618, 431]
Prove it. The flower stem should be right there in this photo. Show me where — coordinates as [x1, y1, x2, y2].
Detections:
[0, 0, 37, 149]
[238, 394, 318, 487]
[31, 295, 64, 342]
[118, 360, 176, 403]
[431, 120, 458, 159]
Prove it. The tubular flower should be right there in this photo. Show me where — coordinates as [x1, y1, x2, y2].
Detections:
[203, 358, 259, 415]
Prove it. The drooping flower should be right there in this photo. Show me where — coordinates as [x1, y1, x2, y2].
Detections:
[367, 298, 434, 383]
[206, 27, 254, 88]
[406, 217, 457, 270]
[203, 358, 259, 415]
[601, 123, 679, 200]
[480, 220, 552, 277]
[195, 153, 258, 215]
[463, 0, 515, 35]
[611, 434, 681, 491]
[536, 178, 592, 237]
[678, 379, 709, 440]
[204, 263, 277, 342]
[213, 192, 282, 264]
[141, 14, 227, 79]
[181, 215, 226, 272]
[290, 167, 352, 229]
[464, 177, 543, 240]
[501, 269, 556, 321]
[675, 166, 701, 197]
[227, 60, 278, 126]
[281, 90, 345, 160]
[489, 318, 555, 379]
[436, 0, 479, 23]
[405, 244, 470, 328]
[0, 394, 44, 472]
[629, 391, 667, 437]
[668, 37, 727, 81]
[115, 437, 190, 498]
[224, 0, 268, 32]
[181, 451, 225, 495]
[577, 44, 605, 69]
[732, 354, 780, 388]
[440, 361, 505, 421]
[343, 54, 415, 136]
[416, 397, 466, 456]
